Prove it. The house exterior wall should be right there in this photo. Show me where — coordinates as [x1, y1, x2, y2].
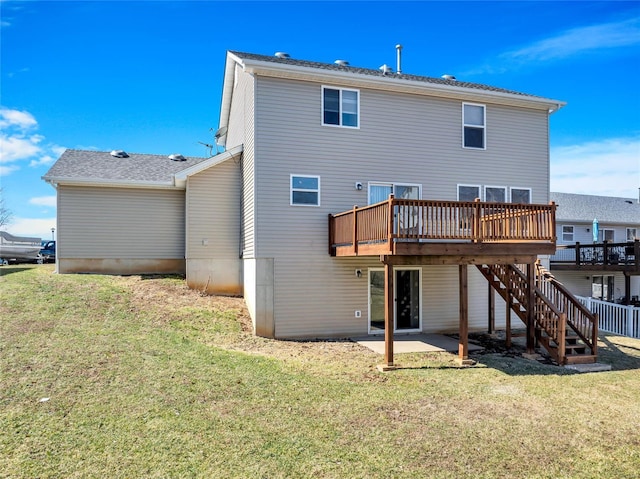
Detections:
[556, 222, 638, 245]
[185, 159, 242, 295]
[247, 75, 547, 338]
[56, 185, 185, 274]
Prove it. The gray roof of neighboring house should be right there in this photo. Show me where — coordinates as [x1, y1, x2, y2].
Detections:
[229, 50, 546, 100]
[551, 192, 640, 224]
[43, 149, 210, 186]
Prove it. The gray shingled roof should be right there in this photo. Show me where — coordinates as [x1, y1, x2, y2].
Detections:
[230, 50, 545, 100]
[551, 192, 640, 224]
[43, 149, 210, 185]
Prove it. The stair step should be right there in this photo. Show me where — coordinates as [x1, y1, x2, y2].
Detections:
[564, 354, 598, 365]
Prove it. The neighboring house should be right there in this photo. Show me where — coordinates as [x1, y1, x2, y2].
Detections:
[549, 192, 640, 304]
[45, 49, 599, 366]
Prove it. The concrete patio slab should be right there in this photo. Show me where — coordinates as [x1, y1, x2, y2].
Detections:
[352, 334, 484, 355]
[564, 362, 612, 373]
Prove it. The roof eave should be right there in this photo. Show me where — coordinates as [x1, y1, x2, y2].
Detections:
[42, 176, 179, 190]
[237, 56, 566, 112]
[174, 144, 244, 188]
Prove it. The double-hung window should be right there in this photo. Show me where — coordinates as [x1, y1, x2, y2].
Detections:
[322, 86, 359, 128]
[290, 175, 320, 206]
[462, 103, 485, 149]
[627, 228, 637, 241]
[561, 225, 574, 243]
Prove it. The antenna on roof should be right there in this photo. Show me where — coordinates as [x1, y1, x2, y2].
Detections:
[198, 126, 228, 157]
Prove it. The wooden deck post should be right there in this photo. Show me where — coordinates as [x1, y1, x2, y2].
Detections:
[526, 263, 536, 354]
[458, 264, 473, 365]
[488, 281, 495, 334]
[383, 261, 395, 369]
[505, 276, 511, 349]
[352, 205, 358, 256]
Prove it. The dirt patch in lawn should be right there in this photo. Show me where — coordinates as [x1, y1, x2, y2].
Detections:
[117, 274, 378, 369]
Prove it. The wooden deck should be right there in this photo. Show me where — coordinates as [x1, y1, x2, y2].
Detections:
[550, 240, 640, 273]
[329, 196, 557, 259]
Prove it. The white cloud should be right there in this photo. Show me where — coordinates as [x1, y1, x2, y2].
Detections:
[2, 217, 56, 240]
[466, 16, 640, 75]
[0, 133, 43, 163]
[0, 107, 65, 175]
[551, 137, 640, 198]
[29, 196, 56, 207]
[0, 108, 37, 129]
[507, 17, 640, 64]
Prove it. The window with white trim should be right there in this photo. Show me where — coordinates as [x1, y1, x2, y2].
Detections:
[601, 229, 614, 242]
[485, 186, 506, 203]
[510, 187, 532, 204]
[457, 184, 481, 202]
[322, 86, 359, 128]
[290, 175, 320, 206]
[369, 182, 421, 204]
[561, 225, 574, 243]
[627, 228, 637, 241]
[462, 102, 485, 149]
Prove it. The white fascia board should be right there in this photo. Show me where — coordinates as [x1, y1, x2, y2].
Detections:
[239, 57, 566, 113]
[174, 144, 243, 188]
[42, 177, 177, 190]
[218, 53, 240, 146]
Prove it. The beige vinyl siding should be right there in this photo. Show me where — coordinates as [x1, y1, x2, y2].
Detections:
[58, 185, 184, 259]
[186, 159, 240, 259]
[249, 76, 549, 337]
[227, 65, 256, 258]
[185, 158, 242, 295]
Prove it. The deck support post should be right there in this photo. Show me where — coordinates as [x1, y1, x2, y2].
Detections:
[526, 263, 536, 354]
[488, 281, 495, 334]
[505, 278, 511, 349]
[458, 264, 473, 365]
[383, 261, 395, 368]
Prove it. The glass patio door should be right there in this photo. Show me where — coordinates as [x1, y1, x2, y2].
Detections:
[368, 268, 421, 334]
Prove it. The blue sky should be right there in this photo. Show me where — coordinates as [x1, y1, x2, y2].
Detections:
[1, 0, 639, 239]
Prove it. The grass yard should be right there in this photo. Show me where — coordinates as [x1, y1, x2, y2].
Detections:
[1, 265, 640, 478]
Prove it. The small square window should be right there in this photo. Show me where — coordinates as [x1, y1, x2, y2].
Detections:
[485, 186, 506, 203]
[627, 228, 638, 241]
[457, 184, 481, 202]
[322, 86, 359, 128]
[291, 175, 320, 206]
[510, 188, 532, 204]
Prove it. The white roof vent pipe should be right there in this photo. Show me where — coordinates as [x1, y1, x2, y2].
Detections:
[274, 52, 290, 59]
[395, 44, 403, 74]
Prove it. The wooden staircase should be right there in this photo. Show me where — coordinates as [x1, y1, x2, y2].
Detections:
[477, 262, 598, 365]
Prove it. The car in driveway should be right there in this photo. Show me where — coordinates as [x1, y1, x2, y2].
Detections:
[39, 240, 56, 263]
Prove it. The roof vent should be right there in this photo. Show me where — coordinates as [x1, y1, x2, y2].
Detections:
[168, 154, 187, 162]
[334, 59, 350, 66]
[379, 64, 393, 75]
[441, 74, 457, 81]
[110, 150, 129, 158]
[274, 52, 290, 59]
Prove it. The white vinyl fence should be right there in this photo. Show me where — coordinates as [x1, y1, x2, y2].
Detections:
[576, 296, 640, 339]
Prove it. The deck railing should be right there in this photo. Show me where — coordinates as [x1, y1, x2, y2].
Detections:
[329, 196, 556, 255]
[550, 240, 639, 270]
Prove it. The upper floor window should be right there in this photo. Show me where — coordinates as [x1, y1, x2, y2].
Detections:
[485, 186, 506, 203]
[457, 184, 481, 202]
[627, 228, 638, 241]
[561, 225, 574, 243]
[290, 175, 320, 206]
[322, 86, 359, 128]
[510, 187, 532, 204]
[462, 103, 485, 149]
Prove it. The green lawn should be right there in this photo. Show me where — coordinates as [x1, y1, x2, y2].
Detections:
[1, 265, 639, 478]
